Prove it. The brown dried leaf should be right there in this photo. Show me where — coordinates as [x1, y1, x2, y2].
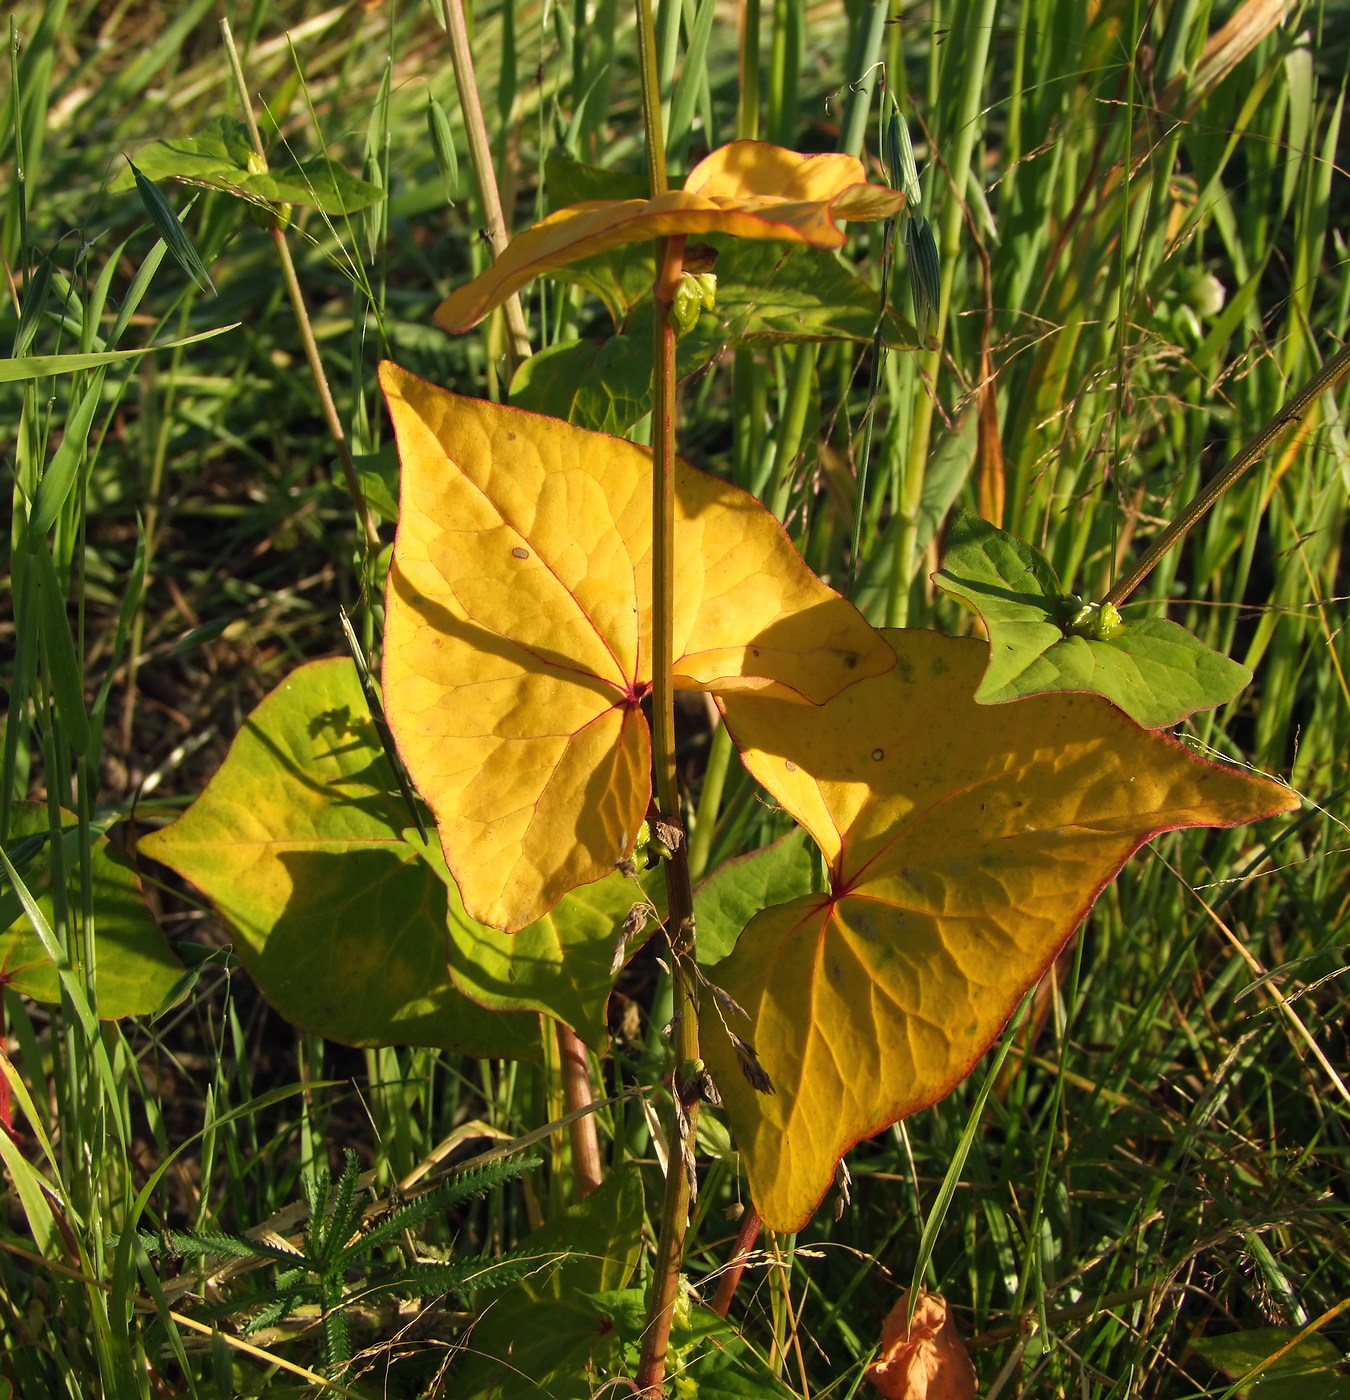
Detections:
[867, 1290, 977, 1400]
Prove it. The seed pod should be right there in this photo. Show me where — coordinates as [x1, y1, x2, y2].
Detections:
[426, 92, 460, 204]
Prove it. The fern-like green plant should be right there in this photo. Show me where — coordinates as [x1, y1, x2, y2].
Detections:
[123, 1149, 554, 1376]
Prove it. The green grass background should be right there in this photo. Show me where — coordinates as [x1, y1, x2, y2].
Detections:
[2, 0, 1348, 1395]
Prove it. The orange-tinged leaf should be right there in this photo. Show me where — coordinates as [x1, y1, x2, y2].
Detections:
[704, 630, 1297, 1231]
[435, 140, 904, 332]
[866, 1290, 977, 1400]
[380, 362, 892, 931]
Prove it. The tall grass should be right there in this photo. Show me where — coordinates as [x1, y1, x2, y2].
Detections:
[2, 0, 1347, 1395]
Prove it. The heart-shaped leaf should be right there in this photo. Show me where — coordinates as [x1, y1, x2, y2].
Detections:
[704, 629, 1296, 1230]
[1, 805, 182, 1018]
[508, 331, 653, 436]
[436, 140, 904, 332]
[138, 658, 532, 1058]
[933, 511, 1252, 727]
[380, 361, 893, 931]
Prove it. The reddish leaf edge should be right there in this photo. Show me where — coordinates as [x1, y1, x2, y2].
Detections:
[713, 679, 1299, 1232]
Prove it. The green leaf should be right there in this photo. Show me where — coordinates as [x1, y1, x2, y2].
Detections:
[1189, 1328, 1350, 1399]
[0, 325, 240, 383]
[127, 159, 216, 294]
[27, 376, 105, 545]
[30, 539, 92, 755]
[699, 236, 920, 349]
[1, 805, 183, 1018]
[507, 331, 651, 435]
[443, 864, 663, 1050]
[235, 157, 387, 216]
[932, 511, 1252, 727]
[111, 117, 256, 187]
[514, 234, 922, 432]
[350, 443, 399, 522]
[543, 157, 654, 325]
[448, 1166, 644, 1399]
[694, 828, 814, 966]
[13, 253, 54, 357]
[112, 118, 385, 215]
[138, 658, 532, 1057]
[544, 154, 649, 206]
[586, 1290, 796, 1398]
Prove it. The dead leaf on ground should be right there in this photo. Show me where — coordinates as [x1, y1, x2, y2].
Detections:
[867, 1290, 978, 1400]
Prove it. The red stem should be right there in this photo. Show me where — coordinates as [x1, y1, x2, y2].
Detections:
[555, 1020, 603, 1199]
[711, 1207, 762, 1318]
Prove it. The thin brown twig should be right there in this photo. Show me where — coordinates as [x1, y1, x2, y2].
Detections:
[439, 0, 532, 376]
[1103, 339, 1350, 608]
[218, 18, 379, 555]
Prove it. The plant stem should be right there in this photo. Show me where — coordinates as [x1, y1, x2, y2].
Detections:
[888, 0, 998, 626]
[687, 718, 733, 880]
[710, 1207, 761, 1317]
[650, 243, 684, 826]
[218, 19, 379, 555]
[439, 0, 533, 376]
[635, 0, 667, 194]
[736, 0, 760, 141]
[634, 0, 701, 1389]
[636, 227, 696, 1400]
[1102, 338, 1350, 609]
[555, 1021, 603, 1199]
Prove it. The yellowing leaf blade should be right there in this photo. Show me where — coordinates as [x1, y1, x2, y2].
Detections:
[706, 630, 1297, 1230]
[435, 141, 903, 332]
[381, 363, 891, 930]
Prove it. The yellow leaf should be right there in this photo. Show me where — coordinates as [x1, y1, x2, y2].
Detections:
[380, 362, 892, 931]
[704, 630, 1297, 1231]
[436, 140, 904, 332]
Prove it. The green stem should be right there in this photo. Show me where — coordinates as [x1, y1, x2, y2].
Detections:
[1102, 339, 1350, 609]
[888, 0, 999, 626]
[768, 343, 817, 521]
[636, 0, 668, 193]
[839, 0, 889, 160]
[219, 19, 379, 556]
[736, 0, 760, 141]
[687, 719, 733, 880]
